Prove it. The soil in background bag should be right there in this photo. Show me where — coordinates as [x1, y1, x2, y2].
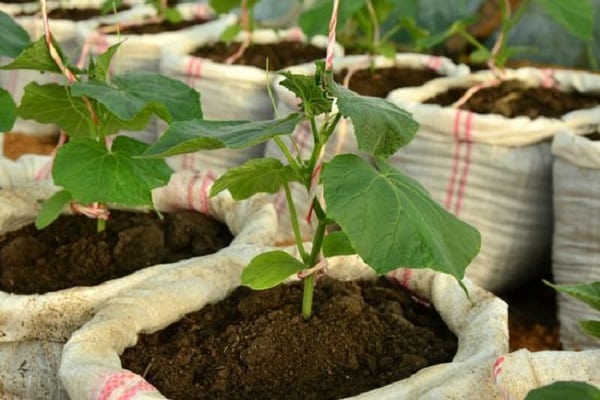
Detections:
[0, 210, 233, 294]
[122, 276, 458, 400]
[424, 79, 600, 118]
[190, 41, 328, 72]
[334, 66, 442, 98]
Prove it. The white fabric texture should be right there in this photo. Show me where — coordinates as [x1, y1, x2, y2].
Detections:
[59, 258, 507, 400]
[386, 68, 600, 293]
[493, 349, 600, 400]
[264, 54, 470, 244]
[0, 154, 56, 188]
[551, 131, 600, 350]
[0, 341, 67, 399]
[159, 28, 342, 175]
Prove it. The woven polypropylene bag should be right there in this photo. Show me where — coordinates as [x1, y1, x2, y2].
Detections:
[551, 131, 600, 350]
[58, 258, 508, 400]
[386, 68, 600, 293]
[493, 348, 600, 399]
[264, 53, 470, 243]
[76, 3, 233, 75]
[159, 28, 343, 175]
[0, 170, 277, 399]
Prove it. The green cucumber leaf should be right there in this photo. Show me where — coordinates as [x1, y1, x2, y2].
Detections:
[35, 190, 73, 230]
[322, 154, 480, 286]
[324, 74, 418, 158]
[322, 230, 356, 257]
[241, 250, 306, 290]
[210, 157, 298, 200]
[525, 381, 600, 400]
[0, 11, 31, 58]
[143, 113, 302, 158]
[0, 88, 16, 132]
[52, 136, 172, 206]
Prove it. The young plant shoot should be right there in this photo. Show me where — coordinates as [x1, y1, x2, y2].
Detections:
[209, 0, 259, 63]
[299, 0, 404, 57]
[418, 0, 593, 75]
[143, 0, 481, 319]
[0, 6, 201, 231]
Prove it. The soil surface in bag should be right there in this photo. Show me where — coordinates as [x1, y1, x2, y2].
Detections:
[2, 132, 59, 160]
[334, 66, 442, 98]
[121, 276, 457, 400]
[499, 276, 561, 352]
[424, 79, 600, 118]
[104, 16, 213, 35]
[0, 210, 233, 294]
[190, 41, 329, 72]
[16, 5, 131, 19]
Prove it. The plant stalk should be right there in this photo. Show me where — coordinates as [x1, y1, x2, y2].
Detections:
[301, 199, 328, 319]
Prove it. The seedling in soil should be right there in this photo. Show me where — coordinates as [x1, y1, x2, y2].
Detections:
[143, 0, 481, 319]
[0, 5, 201, 232]
[209, 0, 260, 64]
[299, 0, 408, 58]
[417, 0, 593, 105]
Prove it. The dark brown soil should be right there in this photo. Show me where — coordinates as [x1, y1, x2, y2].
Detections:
[17, 5, 129, 20]
[121, 276, 457, 400]
[425, 79, 600, 118]
[2, 132, 59, 160]
[190, 41, 327, 71]
[499, 277, 561, 352]
[111, 16, 212, 35]
[0, 210, 233, 294]
[334, 67, 442, 98]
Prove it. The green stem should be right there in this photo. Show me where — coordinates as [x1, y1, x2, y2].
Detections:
[97, 217, 106, 233]
[274, 136, 303, 178]
[301, 199, 328, 319]
[283, 181, 309, 263]
[302, 273, 315, 319]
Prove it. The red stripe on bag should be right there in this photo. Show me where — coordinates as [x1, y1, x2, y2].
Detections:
[287, 27, 304, 42]
[186, 57, 203, 88]
[7, 70, 17, 93]
[200, 170, 215, 214]
[445, 110, 473, 215]
[193, 2, 211, 19]
[98, 371, 156, 400]
[445, 110, 463, 209]
[186, 172, 214, 214]
[541, 68, 557, 88]
[454, 111, 473, 215]
[425, 56, 442, 72]
[492, 356, 504, 383]
[119, 380, 157, 400]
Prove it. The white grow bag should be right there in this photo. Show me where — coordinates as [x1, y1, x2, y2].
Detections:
[551, 131, 600, 350]
[387, 68, 600, 293]
[58, 259, 508, 400]
[494, 348, 600, 399]
[159, 28, 342, 175]
[0, 168, 277, 399]
[75, 3, 233, 75]
[264, 53, 470, 243]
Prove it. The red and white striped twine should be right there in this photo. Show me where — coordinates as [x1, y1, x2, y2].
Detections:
[325, 0, 340, 71]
